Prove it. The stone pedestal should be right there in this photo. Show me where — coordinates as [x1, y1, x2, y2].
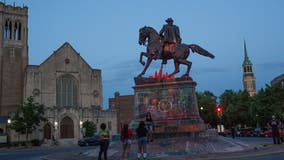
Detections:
[133, 77, 206, 135]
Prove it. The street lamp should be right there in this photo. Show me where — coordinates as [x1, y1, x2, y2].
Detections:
[54, 121, 58, 130]
[200, 106, 204, 111]
[7, 118, 11, 148]
[7, 119, 11, 124]
[256, 114, 259, 128]
[79, 121, 83, 128]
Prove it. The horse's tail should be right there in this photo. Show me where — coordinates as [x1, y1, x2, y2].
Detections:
[188, 44, 215, 59]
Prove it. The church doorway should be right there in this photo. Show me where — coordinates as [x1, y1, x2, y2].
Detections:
[43, 123, 52, 139]
[60, 116, 74, 138]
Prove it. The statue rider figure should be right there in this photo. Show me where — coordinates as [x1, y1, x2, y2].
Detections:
[159, 18, 181, 64]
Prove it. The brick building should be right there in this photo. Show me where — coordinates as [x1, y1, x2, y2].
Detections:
[109, 92, 134, 133]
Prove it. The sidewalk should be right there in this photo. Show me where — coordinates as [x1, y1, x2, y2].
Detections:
[42, 136, 284, 160]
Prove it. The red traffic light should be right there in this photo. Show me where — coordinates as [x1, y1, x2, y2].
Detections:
[216, 104, 223, 113]
[217, 107, 222, 112]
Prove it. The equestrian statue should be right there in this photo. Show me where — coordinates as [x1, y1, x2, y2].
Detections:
[137, 18, 215, 78]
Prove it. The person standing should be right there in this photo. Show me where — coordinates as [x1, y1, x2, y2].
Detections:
[136, 121, 148, 160]
[121, 123, 132, 159]
[145, 112, 154, 142]
[269, 115, 281, 144]
[98, 123, 110, 160]
[231, 126, 236, 139]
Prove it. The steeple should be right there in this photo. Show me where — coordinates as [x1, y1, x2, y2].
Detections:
[243, 40, 252, 66]
[242, 40, 256, 96]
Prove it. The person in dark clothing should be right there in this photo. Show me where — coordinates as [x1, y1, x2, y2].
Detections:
[231, 126, 236, 139]
[269, 115, 281, 144]
[136, 121, 148, 160]
[98, 123, 110, 160]
[145, 112, 154, 142]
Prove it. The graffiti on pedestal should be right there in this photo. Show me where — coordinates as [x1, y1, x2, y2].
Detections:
[136, 87, 198, 120]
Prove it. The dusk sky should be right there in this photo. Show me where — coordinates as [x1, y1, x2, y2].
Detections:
[6, 0, 284, 108]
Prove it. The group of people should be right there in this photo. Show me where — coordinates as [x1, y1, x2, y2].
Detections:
[121, 112, 154, 160]
[97, 111, 154, 160]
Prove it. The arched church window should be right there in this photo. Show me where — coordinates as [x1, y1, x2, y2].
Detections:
[9, 21, 12, 39]
[56, 74, 78, 107]
[13, 22, 21, 40]
[4, 19, 12, 40]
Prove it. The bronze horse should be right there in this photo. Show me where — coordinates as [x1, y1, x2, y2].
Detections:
[138, 26, 215, 77]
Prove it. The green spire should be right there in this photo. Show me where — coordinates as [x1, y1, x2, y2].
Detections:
[243, 40, 252, 66]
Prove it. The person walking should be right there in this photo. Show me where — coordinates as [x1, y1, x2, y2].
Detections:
[269, 115, 281, 144]
[98, 123, 110, 160]
[121, 123, 132, 160]
[136, 121, 148, 160]
[145, 112, 154, 142]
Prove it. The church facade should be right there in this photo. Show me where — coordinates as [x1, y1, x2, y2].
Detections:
[0, 2, 117, 143]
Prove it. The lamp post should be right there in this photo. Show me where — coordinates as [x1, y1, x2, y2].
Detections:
[79, 120, 85, 138]
[54, 121, 58, 139]
[256, 114, 259, 128]
[7, 118, 11, 148]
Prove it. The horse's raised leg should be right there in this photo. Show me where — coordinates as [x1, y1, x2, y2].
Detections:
[139, 52, 147, 66]
[169, 61, 180, 77]
[138, 56, 153, 77]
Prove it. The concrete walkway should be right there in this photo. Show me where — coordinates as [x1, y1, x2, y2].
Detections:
[42, 136, 283, 160]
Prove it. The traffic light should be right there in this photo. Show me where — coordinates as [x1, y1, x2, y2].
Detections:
[216, 105, 223, 118]
[217, 107, 222, 113]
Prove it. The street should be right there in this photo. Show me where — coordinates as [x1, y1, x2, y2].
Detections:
[0, 137, 281, 160]
[243, 152, 284, 160]
[234, 136, 272, 144]
[0, 145, 96, 160]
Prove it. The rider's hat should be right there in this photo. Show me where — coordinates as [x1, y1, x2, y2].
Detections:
[165, 18, 173, 23]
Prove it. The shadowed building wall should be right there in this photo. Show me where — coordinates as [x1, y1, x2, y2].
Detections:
[0, 3, 28, 116]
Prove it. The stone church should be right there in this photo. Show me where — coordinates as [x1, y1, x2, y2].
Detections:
[0, 2, 117, 143]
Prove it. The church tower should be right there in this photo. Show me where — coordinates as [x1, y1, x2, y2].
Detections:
[242, 40, 256, 96]
[0, 3, 28, 116]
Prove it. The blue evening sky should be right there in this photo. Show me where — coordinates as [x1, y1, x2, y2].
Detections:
[6, 0, 284, 108]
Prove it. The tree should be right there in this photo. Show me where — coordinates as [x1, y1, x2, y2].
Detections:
[82, 120, 96, 137]
[253, 85, 284, 126]
[220, 90, 253, 128]
[8, 96, 47, 145]
[196, 91, 218, 127]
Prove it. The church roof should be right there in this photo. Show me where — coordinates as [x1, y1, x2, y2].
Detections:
[242, 40, 252, 66]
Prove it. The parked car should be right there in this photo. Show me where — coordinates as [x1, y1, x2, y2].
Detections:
[264, 128, 284, 138]
[237, 128, 254, 137]
[78, 135, 100, 146]
[254, 127, 265, 137]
